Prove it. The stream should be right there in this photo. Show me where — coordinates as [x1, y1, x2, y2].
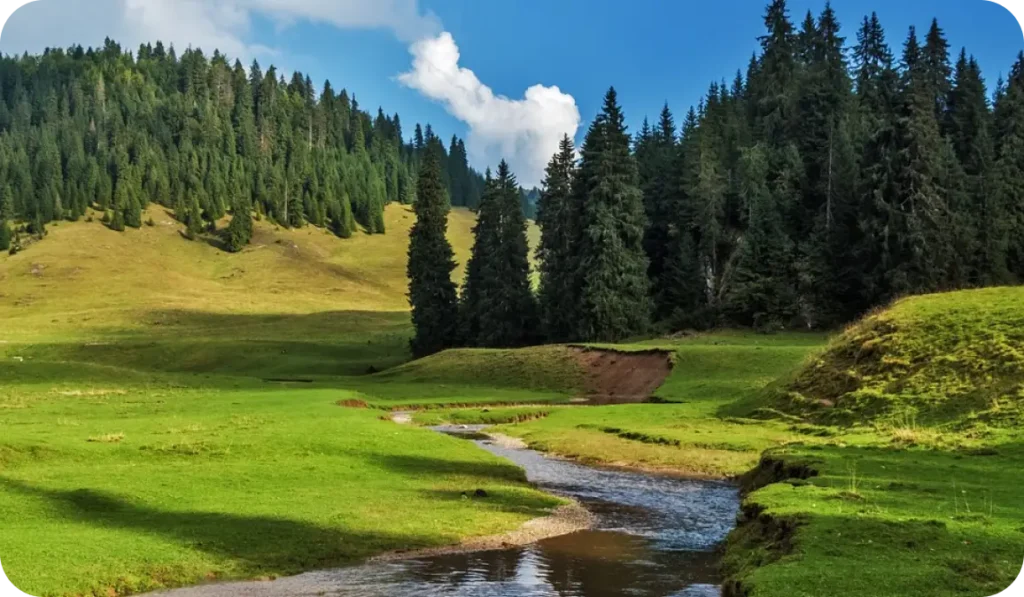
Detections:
[154, 425, 741, 597]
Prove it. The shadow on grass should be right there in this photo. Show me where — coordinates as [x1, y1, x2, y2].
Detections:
[0, 478, 444, 575]
[12, 309, 414, 379]
[374, 454, 528, 484]
[418, 488, 560, 517]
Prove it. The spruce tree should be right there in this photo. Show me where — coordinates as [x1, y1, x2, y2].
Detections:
[460, 172, 495, 346]
[922, 19, 953, 120]
[994, 53, 1024, 280]
[226, 203, 253, 253]
[407, 151, 459, 357]
[461, 162, 538, 347]
[576, 88, 651, 341]
[658, 108, 709, 327]
[724, 145, 798, 329]
[641, 104, 681, 319]
[751, 0, 797, 148]
[536, 135, 580, 342]
[883, 26, 952, 296]
[490, 161, 539, 346]
[852, 12, 901, 309]
[0, 220, 11, 252]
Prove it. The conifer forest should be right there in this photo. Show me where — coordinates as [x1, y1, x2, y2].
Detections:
[0, 2, 1021, 350]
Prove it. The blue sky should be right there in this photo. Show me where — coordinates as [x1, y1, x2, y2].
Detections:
[1, 0, 1022, 185]
[293, 0, 1023, 140]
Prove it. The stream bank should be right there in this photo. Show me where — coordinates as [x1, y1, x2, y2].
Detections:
[151, 425, 741, 597]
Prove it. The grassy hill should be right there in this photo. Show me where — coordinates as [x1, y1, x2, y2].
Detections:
[0, 203, 570, 597]
[771, 287, 1024, 427]
[0, 203, 527, 376]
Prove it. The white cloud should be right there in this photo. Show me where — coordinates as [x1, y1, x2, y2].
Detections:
[398, 32, 579, 188]
[0, 0, 579, 186]
[0, 0, 438, 59]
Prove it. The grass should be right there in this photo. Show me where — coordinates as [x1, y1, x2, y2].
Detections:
[772, 287, 1024, 427]
[0, 361, 565, 597]
[1, 204, 539, 375]
[0, 206, 567, 597]
[3, 210, 1023, 596]
[491, 331, 829, 477]
[411, 406, 559, 426]
[483, 314, 1024, 596]
[349, 345, 585, 409]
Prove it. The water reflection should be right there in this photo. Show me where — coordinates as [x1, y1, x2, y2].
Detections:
[327, 530, 720, 596]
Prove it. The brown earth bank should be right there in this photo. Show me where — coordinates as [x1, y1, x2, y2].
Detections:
[570, 347, 674, 403]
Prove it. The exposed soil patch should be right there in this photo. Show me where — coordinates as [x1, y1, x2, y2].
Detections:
[570, 347, 673, 403]
[336, 399, 369, 409]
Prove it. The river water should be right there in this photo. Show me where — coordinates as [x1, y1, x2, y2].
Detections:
[154, 428, 740, 597]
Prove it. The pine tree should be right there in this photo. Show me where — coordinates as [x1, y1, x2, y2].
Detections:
[794, 2, 857, 323]
[882, 26, 952, 297]
[461, 162, 538, 347]
[226, 204, 253, 253]
[724, 145, 798, 330]
[407, 151, 459, 357]
[576, 88, 651, 341]
[640, 104, 682, 319]
[994, 53, 1024, 280]
[460, 172, 495, 346]
[852, 12, 901, 309]
[690, 104, 728, 309]
[658, 108, 709, 327]
[0, 219, 11, 251]
[922, 19, 953, 120]
[750, 0, 797, 148]
[109, 209, 126, 232]
[536, 135, 580, 342]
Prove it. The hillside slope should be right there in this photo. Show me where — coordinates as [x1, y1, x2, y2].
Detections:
[0, 204, 524, 375]
[769, 287, 1024, 427]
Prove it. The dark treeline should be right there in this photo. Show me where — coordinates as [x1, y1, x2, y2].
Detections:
[540, 1, 1024, 339]
[409, 0, 1024, 354]
[0, 38, 486, 252]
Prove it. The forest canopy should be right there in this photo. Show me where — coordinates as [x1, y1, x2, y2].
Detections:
[0, 37, 487, 247]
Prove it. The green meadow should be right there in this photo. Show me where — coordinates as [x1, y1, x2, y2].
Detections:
[1, 212, 1022, 597]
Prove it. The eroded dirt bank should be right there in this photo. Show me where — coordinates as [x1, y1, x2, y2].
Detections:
[570, 347, 674, 403]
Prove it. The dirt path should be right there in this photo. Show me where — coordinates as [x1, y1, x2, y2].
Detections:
[571, 347, 673, 403]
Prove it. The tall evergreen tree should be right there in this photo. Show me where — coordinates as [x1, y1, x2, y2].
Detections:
[640, 104, 681, 318]
[922, 19, 953, 120]
[994, 53, 1024, 280]
[461, 161, 538, 347]
[407, 151, 459, 357]
[0, 219, 11, 252]
[537, 135, 580, 342]
[724, 145, 798, 329]
[881, 26, 953, 296]
[226, 202, 253, 253]
[659, 108, 710, 327]
[946, 50, 996, 284]
[576, 88, 651, 341]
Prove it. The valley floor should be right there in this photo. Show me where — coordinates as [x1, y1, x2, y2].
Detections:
[1, 216, 1021, 596]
